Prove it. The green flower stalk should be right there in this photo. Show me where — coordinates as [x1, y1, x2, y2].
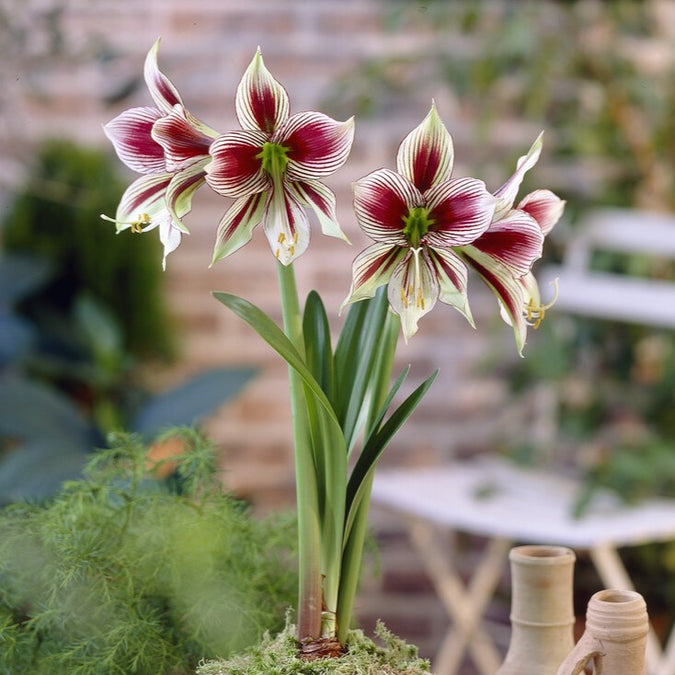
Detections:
[103, 41, 564, 658]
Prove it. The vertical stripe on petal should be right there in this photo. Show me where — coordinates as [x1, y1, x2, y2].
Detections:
[388, 248, 439, 342]
[115, 173, 173, 229]
[205, 130, 270, 198]
[396, 103, 454, 193]
[470, 210, 543, 277]
[343, 242, 406, 307]
[211, 192, 266, 265]
[166, 159, 208, 231]
[493, 132, 543, 221]
[152, 108, 214, 172]
[262, 185, 310, 265]
[460, 248, 528, 355]
[280, 112, 355, 181]
[103, 107, 166, 174]
[354, 169, 421, 244]
[236, 49, 290, 134]
[424, 177, 496, 246]
[427, 247, 473, 325]
[517, 188, 565, 235]
[144, 38, 184, 115]
[290, 180, 349, 242]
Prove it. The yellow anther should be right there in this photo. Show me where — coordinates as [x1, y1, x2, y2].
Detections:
[417, 288, 425, 310]
[275, 248, 280, 259]
[524, 278, 558, 330]
[400, 286, 409, 309]
[288, 245, 295, 256]
[277, 232, 286, 244]
[293, 232, 298, 244]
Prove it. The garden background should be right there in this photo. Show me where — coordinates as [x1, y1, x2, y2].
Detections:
[1, 0, 674, 669]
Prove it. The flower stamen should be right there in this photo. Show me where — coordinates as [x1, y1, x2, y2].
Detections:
[100, 212, 152, 233]
[525, 278, 559, 329]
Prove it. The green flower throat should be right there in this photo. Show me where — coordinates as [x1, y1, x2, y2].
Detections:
[402, 206, 434, 248]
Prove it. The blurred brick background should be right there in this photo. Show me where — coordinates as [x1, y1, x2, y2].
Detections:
[0, 0, 578, 668]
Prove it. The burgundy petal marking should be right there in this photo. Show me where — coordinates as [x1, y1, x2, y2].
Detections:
[152, 108, 213, 172]
[473, 211, 543, 276]
[236, 50, 290, 134]
[279, 112, 354, 180]
[119, 173, 172, 218]
[205, 130, 270, 198]
[351, 243, 405, 294]
[104, 107, 166, 174]
[354, 169, 421, 244]
[144, 39, 183, 115]
[517, 189, 565, 235]
[424, 177, 495, 246]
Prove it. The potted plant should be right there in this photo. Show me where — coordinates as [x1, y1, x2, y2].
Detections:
[101, 39, 563, 672]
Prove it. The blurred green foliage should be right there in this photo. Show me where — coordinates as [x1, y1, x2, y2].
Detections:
[0, 430, 297, 675]
[2, 138, 173, 360]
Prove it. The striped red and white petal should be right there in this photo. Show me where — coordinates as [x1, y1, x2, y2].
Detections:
[427, 246, 473, 325]
[460, 248, 529, 355]
[388, 248, 439, 341]
[467, 209, 544, 277]
[262, 184, 310, 265]
[211, 192, 267, 265]
[424, 177, 496, 247]
[236, 48, 290, 134]
[144, 39, 184, 116]
[115, 172, 172, 231]
[205, 130, 270, 198]
[166, 159, 209, 233]
[290, 179, 349, 242]
[493, 132, 543, 221]
[279, 112, 355, 181]
[152, 107, 214, 172]
[344, 242, 407, 307]
[517, 189, 565, 235]
[353, 169, 421, 244]
[103, 107, 166, 174]
[396, 103, 454, 194]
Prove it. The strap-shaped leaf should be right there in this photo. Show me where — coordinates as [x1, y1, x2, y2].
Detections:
[213, 291, 340, 426]
[344, 370, 438, 540]
[302, 291, 335, 403]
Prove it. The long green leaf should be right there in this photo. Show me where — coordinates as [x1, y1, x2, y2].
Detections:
[302, 291, 335, 403]
[213, 292, 339, 425]
[344, 370, 438, 540]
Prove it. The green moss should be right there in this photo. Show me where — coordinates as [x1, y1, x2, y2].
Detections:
[197, 620, 430, 675]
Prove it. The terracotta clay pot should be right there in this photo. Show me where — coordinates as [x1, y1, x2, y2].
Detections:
[556, 588, 649, 675]
[497, 545, 576, 675]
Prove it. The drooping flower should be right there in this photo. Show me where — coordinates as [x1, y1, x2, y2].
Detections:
[343, 104, 497, 340]
[458, 133, 565, 352]
[204, 49, 355, 266]
[103, 39, 218, 268]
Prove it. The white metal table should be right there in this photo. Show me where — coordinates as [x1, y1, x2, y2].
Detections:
[371, 457, 675, 675]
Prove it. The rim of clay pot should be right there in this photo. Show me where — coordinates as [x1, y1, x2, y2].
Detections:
[586, 589, 649, 640]
[510, 545, 576, 565]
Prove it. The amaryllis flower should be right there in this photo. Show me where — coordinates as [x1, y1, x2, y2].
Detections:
[103, 38, 218, 268]
[205, 49, 355, 266]
[458, 133, 565, 352]
[343, 104, 497, 340]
